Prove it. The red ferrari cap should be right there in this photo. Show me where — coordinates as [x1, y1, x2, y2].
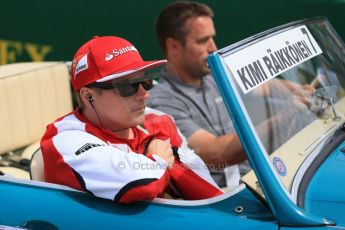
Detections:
[71, 36, 166, 91]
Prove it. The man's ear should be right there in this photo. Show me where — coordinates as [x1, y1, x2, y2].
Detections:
[166, 37, 182, 56]
[79, 87, 93, 105]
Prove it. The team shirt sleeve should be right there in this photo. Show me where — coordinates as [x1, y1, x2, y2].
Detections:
[44, 130, 170, 203]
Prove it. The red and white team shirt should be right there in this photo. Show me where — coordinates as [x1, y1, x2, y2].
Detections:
[41, 107, 223, 204]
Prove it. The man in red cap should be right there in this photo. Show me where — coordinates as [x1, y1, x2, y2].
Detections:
[40, 36, 223, 204]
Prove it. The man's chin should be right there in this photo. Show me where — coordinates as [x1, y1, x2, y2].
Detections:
[203, 67, 212, 75]
[132, 115, 145, 126]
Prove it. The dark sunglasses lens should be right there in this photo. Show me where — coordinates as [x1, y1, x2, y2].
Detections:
[116, 82, 137, 97]
[116, 79, 153, 97]
[141, 79, 154, 91]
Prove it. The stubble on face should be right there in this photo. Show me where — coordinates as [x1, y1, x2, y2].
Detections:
[127, 103, 146, 126]
[180, 54, 211, 81]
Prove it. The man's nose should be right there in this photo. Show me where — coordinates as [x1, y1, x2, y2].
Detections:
[136, 84, 149, 100]
[208, 39, 217, 53]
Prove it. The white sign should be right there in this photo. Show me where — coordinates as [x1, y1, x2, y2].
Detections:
[224, 25, 323, 94]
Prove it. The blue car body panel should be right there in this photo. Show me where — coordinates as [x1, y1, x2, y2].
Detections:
[0, 179, 277, 229]
[305, 141, 345, 226]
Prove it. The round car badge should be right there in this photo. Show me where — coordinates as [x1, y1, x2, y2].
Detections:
[273, 157, 287, 176]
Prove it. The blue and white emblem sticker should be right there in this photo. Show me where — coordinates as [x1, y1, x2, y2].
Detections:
[273, 157, 287, 176]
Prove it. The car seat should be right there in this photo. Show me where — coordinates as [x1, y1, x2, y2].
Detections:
[0, 62, 73, 180]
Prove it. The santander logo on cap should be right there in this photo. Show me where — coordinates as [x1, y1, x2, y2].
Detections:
[105, 45, 138, 61]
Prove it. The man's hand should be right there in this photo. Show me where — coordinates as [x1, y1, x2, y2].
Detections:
[291, 84, 314, 106]
[301, 84, 315, 95]
[147, 139, 174, 166]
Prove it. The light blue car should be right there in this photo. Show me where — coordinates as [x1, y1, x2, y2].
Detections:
[1, 17, 345, 229]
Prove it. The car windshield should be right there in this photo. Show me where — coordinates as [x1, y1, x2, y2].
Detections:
[217, 18, 345, 199]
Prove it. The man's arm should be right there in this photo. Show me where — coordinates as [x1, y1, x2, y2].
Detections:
[188, 130, 246, 168]
[268, 79, 314, 106]
[41, 129, 171, 204]
[186, 105, 303, 169]
[146, 114, 224, 198]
